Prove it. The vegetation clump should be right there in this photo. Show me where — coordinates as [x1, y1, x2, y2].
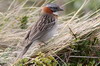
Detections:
[14, 52, 58, 66]
[20, 16, 28, 29]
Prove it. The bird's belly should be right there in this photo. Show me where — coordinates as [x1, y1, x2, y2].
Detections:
[39, 24, 57, 42]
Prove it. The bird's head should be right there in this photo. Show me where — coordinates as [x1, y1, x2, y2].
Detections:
[42, 3, 63, 16]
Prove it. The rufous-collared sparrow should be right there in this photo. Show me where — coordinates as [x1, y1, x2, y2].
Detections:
[18, 3, 63, 59]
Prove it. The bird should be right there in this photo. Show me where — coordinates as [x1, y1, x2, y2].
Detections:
[17, 3, 63, 59]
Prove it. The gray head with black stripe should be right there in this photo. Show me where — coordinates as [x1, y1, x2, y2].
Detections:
[46, 3, 63, 12]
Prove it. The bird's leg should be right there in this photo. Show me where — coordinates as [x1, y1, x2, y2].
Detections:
[41, 41, 47, 45]
[38, 41, 47, 47]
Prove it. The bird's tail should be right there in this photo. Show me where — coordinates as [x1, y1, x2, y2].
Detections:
[18, 41, 33, 59]
[13, 41, 33, 65]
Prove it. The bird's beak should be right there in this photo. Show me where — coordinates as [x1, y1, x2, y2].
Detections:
[58, 8, 63, 11]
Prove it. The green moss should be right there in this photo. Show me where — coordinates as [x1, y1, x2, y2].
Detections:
[20, 16, 28, 29]
[14, 52, 58, 66]
[56, 37, 100, 66]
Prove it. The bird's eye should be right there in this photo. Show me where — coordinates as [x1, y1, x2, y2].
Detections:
[50, 7, 53, 9]
[54, 7, 57, 9]
[50, 7, 58, 10]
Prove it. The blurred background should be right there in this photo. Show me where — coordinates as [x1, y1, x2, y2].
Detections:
[0, 0, 100, 14]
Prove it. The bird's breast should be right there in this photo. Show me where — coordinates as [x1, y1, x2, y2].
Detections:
[39, 20, 58, 42]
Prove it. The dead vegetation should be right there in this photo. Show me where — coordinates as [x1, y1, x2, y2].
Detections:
[0, 0, 100, 66]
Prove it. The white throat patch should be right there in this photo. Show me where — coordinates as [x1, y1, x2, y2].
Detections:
[53, 12, 59, 16]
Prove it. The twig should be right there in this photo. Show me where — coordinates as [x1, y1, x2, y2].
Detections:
[68, 26, 77, 39]
[65, 51, 72, 63]
[54, 53, 66, 64]
[7, 0, 16, 11]
[61, 0, 74, 7]
[70, 56, 100, 59]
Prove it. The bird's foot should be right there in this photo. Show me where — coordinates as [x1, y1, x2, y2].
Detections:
[38, 41, 48, 47]
[38, 43, 46, 47]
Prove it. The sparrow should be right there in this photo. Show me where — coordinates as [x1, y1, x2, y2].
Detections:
[17, 3, 63, 59]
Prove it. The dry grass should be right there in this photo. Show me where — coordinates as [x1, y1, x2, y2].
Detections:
[0, 0, 100, 65]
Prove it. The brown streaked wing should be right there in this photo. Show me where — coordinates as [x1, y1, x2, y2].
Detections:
[24, 13, 55, 42]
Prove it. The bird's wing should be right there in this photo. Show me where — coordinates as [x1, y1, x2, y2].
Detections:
[25, 14, 55, 42]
